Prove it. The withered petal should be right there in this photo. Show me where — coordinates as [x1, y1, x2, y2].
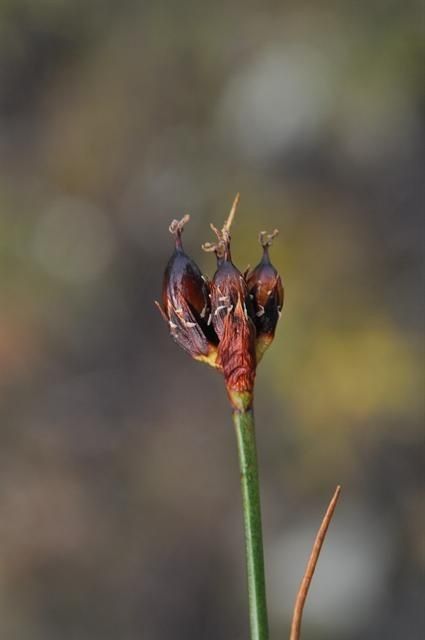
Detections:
[165, 294, 216, 356]
[218, 296, 256, 394]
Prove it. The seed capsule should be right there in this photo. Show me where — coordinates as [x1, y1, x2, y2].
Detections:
[246, 230, 283, 362]
[156, 215, 219, 366]
[203, 195, 256, 404]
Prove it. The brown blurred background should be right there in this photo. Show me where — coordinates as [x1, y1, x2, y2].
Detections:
[0, 1, 424, 638]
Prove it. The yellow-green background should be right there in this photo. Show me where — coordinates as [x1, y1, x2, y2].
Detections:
[0, 1, 423, 638]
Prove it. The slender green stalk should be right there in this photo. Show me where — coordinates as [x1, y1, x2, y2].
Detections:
[233, 407, 269, 640]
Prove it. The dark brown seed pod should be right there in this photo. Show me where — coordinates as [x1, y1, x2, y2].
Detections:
[203, 195, 257, 404]
[246, 229, 283, 362]
[156, 215, 219, 367]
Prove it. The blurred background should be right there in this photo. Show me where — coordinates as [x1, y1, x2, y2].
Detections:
[0, 1, 424, 638]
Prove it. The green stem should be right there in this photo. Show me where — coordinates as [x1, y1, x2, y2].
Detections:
[233, 407, 269, 640]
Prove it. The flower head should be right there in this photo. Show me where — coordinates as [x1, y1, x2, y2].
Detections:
[246, 230, 284, 361]
[157, 195, 283, 410]
[156, 215, 219, 366]
[202, 195, 257, 407]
